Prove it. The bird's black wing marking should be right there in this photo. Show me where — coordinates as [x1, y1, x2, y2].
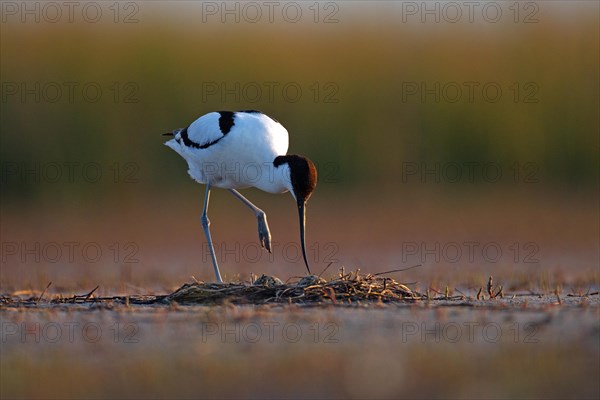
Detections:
[180, 127, 198, 148]
[218, 111, 235, 134]
[180, 111, 236, 150]
[180, 126, 227, 149]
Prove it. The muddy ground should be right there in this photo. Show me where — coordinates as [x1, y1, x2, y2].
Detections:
[1, 289, 598, 399]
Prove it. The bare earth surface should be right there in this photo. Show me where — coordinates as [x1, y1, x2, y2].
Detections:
[1, 289, 598, 399]
[1, 195, 599, 399]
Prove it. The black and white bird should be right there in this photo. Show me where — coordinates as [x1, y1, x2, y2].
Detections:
[164, 110, 317, 282]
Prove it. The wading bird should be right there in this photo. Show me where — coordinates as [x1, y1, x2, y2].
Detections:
[164, 110, 317, 282]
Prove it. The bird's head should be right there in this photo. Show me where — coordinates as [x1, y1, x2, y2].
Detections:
[274, 155, 318, 274]
[274, 155, 318, 205]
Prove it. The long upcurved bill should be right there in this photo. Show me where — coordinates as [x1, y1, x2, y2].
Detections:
[298, 202, 311, 274]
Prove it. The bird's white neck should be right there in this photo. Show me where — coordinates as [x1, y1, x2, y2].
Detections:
[253, 161, 294, 196]
[273, 164, 295, 196]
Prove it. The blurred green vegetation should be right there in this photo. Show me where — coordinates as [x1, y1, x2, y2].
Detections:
[0, 3, 598, 204]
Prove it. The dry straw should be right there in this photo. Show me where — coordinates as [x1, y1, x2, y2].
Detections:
[165, 270, 419, 305]
[1, 269, 422, 307]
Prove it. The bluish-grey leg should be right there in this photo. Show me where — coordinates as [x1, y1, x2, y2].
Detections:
[228, 189, 272, 253]
[201, 184, 223, 282]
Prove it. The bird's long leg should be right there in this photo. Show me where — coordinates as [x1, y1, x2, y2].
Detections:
[201, 184, 223, 282]
[228, 189, 272, 253]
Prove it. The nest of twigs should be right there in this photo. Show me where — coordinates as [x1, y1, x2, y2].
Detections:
[0, 269, 421, 307]
[166, 270, 420, 305]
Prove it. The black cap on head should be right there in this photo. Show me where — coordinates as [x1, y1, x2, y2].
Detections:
[273, 155, 318, 205]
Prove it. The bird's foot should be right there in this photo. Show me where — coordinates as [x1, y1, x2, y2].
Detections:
[257, 212, 272, 253]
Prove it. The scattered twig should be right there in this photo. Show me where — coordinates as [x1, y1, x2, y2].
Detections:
[487, 276, 494, 298]
[372, 264, 422, 276]
[83, 285, 99, 302]
[317, 262, 334, 278]
[495, 286, 504, 299]
[428, 287, 444, 295]
[37, 282, 52, 303]
[325, 287, 337, 305]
